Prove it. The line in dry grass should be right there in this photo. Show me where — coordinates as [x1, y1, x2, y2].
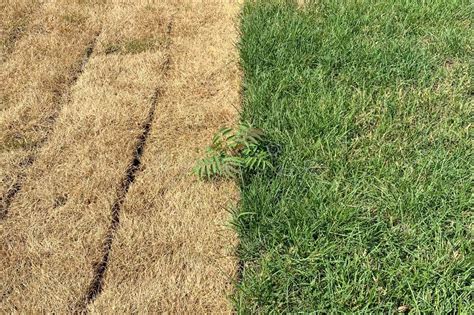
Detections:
[1, 1, 103, 218]
[77, 17, 174, 312]
[78, 88, 160, 311]
[77, 89, 160, 311]
[1, 3, 173, 312]
[88, 2, 241, 313]
[0, 32, 100, 219]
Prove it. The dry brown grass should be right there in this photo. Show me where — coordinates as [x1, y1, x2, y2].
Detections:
[88, 1, 241, 313]
[0, 0, 41, 61]
[1, 2, 172, 312]
[1, 0, 241, 312]
[0, 0, 102, 215]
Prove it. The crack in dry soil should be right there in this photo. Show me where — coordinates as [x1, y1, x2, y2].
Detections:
[0, 33, 101, 219]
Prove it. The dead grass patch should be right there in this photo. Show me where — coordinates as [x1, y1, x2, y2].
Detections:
[0, 0, 103, 215]
[0, 0, 41, 61]
[0, 2, 171, 312]
[96, 4, 169, 56]
[89, 1, 241, 313]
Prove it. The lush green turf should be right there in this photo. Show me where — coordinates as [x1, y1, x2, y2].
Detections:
[234, 0, 473, 312]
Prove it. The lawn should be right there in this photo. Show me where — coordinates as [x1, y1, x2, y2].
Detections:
[235, 0, 472, 312]
[1, 2, 241, 312]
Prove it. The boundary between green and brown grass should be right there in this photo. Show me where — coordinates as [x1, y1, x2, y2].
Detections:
[88, 2, 241, 313]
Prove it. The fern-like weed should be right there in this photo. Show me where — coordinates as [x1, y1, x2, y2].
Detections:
[194, 122, 272, 180]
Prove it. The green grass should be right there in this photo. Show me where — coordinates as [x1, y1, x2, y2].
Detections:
[234, 0, 473, 313]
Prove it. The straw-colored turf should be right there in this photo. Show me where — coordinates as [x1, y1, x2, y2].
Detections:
[0, 0, 41, 61]
[89, 2, 241, 313]
[1, 3, 172, 312]
[0, 0, 102, 215]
